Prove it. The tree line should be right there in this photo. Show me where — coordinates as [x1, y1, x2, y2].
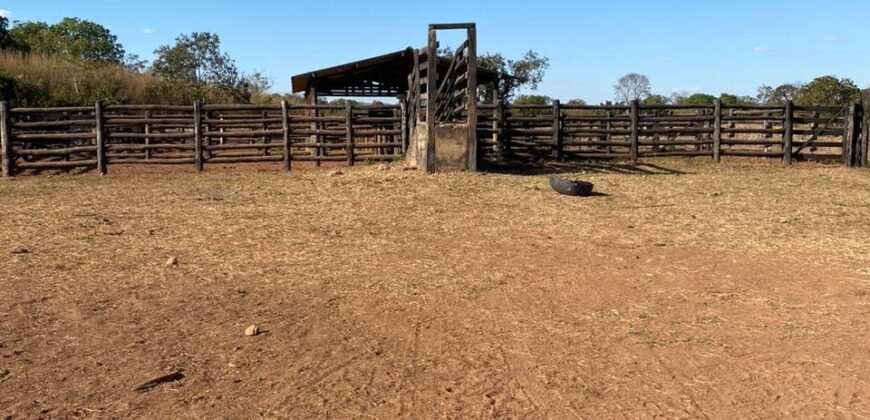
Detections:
[0, 16, 278, 106]
[1, 15, 867, 109]
[612, 72, 867, 107]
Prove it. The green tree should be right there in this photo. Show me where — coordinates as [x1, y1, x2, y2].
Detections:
[513, 94, 552, 116]
[151, 32, 248, 103]
[513, 94, 552, 105]
[10, 18, 124, 62]
[718, 93, 756, 105]
[642, 94, 669, 105]
[0, 16, 21, 50]
[756, 83, 801, 104]
[478, 50, 549, 102]
[679, 93, 716, 105]
[793, 76, 861, 106]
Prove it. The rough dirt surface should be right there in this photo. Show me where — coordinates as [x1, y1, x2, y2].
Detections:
[1, 159, 869, 419]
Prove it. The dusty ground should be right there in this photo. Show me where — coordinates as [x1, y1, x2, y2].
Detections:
[1, 158, 869, 419]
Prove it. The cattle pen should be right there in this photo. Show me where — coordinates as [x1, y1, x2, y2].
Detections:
[0, 99, 867, 177]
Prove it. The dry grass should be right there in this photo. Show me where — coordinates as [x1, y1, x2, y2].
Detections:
[1, 158, 869, 418]
[0, 51, 160, 106]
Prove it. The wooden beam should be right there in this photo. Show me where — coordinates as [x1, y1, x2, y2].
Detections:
[425, 28, 437, 173]
[281, 100, 291, 171]
[0, 101, 12, 177]
[194, 100, 203, 172]
[466, 24, 478, 171]
[782, 101, 793, 165]
[629, 100, 639, 161]
[346, 101, 354, 166]
[95, 101, 107, 175]
[713, 99, 722, 162]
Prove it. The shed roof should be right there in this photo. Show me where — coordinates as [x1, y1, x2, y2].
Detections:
[291, 47, 500, 97]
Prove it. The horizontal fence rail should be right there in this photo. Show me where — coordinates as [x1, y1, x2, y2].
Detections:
[0, 101, 406, 176]
[477, 99, 868, 168]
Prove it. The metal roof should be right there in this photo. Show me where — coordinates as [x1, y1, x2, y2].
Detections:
[291, 47, 500, 97]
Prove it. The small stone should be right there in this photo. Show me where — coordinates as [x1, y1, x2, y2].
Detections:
[227, 362, 238, 368]
[328, 170, 343, 177]
[376, 164, 389, 171]
[244, 325, 259, 336]
[10, 247, 28, 255]
[165, 256, 178, 266]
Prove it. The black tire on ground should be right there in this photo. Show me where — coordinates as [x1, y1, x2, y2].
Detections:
[548, 176, 594, 196]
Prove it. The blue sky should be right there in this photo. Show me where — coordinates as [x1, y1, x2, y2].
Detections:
[3, 0, 868, 103]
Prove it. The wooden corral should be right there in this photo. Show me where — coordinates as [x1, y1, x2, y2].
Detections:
[0, 102, 405, 175]
[0, 100, 867, 176]
[477, 100, 868, 167]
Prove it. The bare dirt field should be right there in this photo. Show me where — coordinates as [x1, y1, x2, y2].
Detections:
[1, 159, 869, 419]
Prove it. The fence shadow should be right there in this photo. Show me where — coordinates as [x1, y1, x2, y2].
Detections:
[481, 160, 688, 176]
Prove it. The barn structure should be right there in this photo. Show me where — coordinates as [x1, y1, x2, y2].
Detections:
[290, 23, 498, 172]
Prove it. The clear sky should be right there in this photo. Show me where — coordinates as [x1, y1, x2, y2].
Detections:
[3, 0, 869, 103]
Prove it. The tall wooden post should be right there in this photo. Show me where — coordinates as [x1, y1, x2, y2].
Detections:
[493, 89, 502, 161]
[844, 100, 864, 167]
[281, 100, 291, 171]
[862, 100, 869, 168]
[727, 108, 735, 138]
[629, 99, 639, 161]
[425, 26, 437, 173]
[844, 102, 856, 166]
[144, 110, 152, 160]
[552, 99, 562, 160]
[712, 99, 722, 162]
[194, 100, 203, 172]
[605, 109, 613, 154]
[95, 101, 107, 175]
[307, 86, 321, 166]
[262, 110, 270, 157]
[345, 101, 354, 166]
[782, 100, 793, 165]
[466, 24, 478, 171]
[0, 101, 12, 177]
[400, 98, 408, 154]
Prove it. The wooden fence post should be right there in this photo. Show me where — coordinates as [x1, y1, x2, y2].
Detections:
[95, 101, 107, 175]
[629, 100, 639, 161]
[144, 110, 152, 160]
[605, 109, 613, 154]
[727, 108, 735, 138]
[843, 101, 856, 166]
[0, 101, 12, 177]
[552, 99, 562, 160]
[281, 100, 291, 171]
[400, 99, 408, 155]
[862, 100, 869, 168]
[424, 26, 437, 173]
[262, 110, 270, 157]
[466, 25, 478, 171]
[712, 99, 722, 162]
[492, 93, 501, 161]
[855, 101, 864, 167]
[782, 101, 793, 165]
[844, 100, 864, 167]
[345, 101, 354, 166]
[194, 100, 203, 172]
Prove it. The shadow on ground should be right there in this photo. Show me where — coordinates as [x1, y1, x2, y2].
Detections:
[481, 160, 688, 176]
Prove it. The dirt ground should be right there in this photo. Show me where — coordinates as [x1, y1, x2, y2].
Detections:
[1, 158, 869, 419]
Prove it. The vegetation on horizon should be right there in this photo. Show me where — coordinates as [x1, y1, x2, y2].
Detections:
[1, 14, 868, 108]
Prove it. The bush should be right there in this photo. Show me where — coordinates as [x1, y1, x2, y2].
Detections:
[0, 50, 161, 106]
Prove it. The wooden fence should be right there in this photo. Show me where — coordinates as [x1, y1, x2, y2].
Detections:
[2, 99, 868, 177]
[477, 100, 868, 167]
[0, 101, 404, 176]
